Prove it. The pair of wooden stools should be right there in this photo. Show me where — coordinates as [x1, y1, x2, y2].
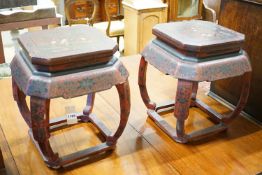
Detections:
[11, 21, 251, 168]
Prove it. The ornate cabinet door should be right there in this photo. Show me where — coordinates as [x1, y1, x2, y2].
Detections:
[139, 11, 167, 52]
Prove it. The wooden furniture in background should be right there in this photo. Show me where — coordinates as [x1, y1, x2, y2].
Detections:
[139, 20, 251, 143]
[203, 0, 221, 18]
[163, 0, 203, 21]
[202, 1, 217, 22]
[0, 6, 61, 64]
[65, 0, 124, 44]
[55, 0, 120, 24]
[11, 26, 130, 168]
[210, 0, 262, 122]
[65, 0, 99, 25]
[123, 0, 167, 55]
[94, 0, 124, 44]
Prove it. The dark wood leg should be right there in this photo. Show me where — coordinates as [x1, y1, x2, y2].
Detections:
[174, 79, 194, 143]
[12, 78, 32, 127]
[107, 81, 130, 145]
[0, 31, 5, 64]
[116, 36, 120, 46]
[42, 25, 48, 30]
[0, 148, 4, 170]
[138, 56, 156, 110]
[222, 72, 251, 123]
[190, 81, 198, 107]
[194, 72, 252, 124]
[30, 97, 59, 167]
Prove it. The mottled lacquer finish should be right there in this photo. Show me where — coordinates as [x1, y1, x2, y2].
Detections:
[152, 20, 245, 58]
[18, 25, 118, 72]
[139, 20, 252, 143]
[11, 27, 130, 168]
[142, 39, 251, 81]
[11, 53, 128, 99]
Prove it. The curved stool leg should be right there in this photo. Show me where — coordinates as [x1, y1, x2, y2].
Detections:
[107, 81, 130, 145]
[12, 78, 32, 127]
[138, 56, 156, 110]
[222, 72, 251, 123]
[12, 79, 60, 167]
[194, 72, 252, 124]
[30, 97, 59, 167]
[82, 93, 96, 122]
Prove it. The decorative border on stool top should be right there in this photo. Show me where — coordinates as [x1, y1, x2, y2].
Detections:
[19, 49, 119, 78]
[152, 39, 244, 63]
[142, 40, 252, 82]
[11, 52, 129, 99]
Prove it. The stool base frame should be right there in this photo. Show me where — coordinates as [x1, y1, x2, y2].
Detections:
[138, 56, 251, 143]
[12, 78, 130, 168]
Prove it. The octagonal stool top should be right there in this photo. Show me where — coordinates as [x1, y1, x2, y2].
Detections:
[11, 25, 130, 168]
[139, 20, 252, 143]
[18, 25, 118, 72]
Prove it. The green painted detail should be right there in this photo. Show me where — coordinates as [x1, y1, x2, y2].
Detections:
[178, 98, 188, 104]
[119, 65, 128, 76]
[79, 78, 94, 89]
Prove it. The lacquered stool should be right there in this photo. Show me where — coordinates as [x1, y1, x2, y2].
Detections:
[11, 26, 130, 168]
[139, 20, 251, 143]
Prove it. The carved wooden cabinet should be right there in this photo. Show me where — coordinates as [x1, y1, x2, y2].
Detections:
[123, 0, 167, 55]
